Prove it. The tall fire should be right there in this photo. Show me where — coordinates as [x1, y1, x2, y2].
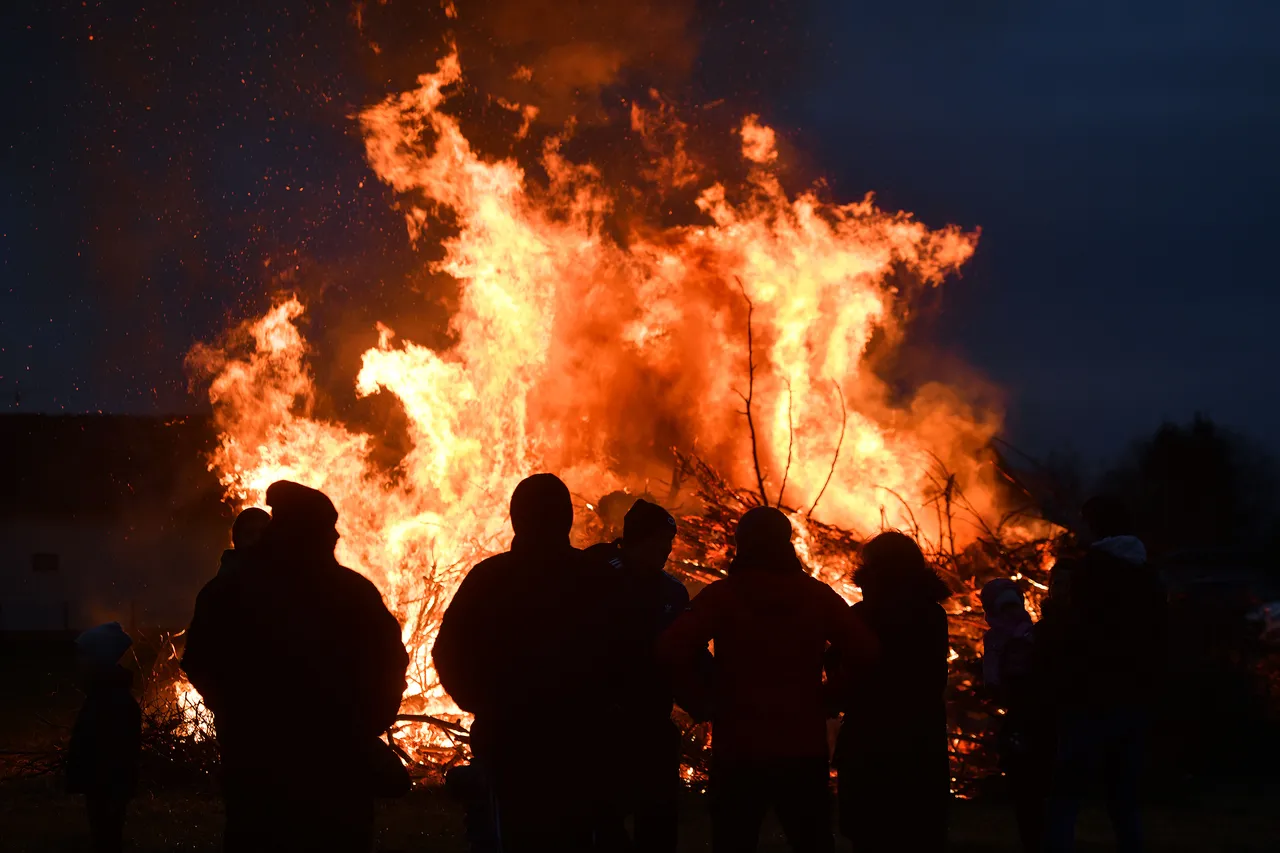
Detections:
[179, 48, 1052, 775]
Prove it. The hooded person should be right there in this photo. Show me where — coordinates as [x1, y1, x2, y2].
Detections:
[832, 531, 951, 853]
[181, 481, 409, 853]
[659, 506, 877, 853]
[432, 473, 628, 853]
[66, 622, 141, 853]
[584, 498, 690, 853]
[981, 578, 1034, 691]
[1039, 496, 1167, 853]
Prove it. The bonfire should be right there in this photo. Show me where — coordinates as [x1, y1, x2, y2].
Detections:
[173, 47, 1057, 789]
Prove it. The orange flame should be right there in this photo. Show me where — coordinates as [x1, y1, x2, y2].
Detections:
[188, 49, 1011, 759]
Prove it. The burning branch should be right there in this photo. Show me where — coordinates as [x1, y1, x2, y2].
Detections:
[733, 276, 769, 506]
[807, 381, 847, 520]
[777, 379, 794, 509]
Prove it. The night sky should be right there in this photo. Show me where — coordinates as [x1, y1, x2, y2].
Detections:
[3, 1, 1277, 464]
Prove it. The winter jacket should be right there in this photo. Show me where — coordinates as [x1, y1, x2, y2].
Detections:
[432, 537, 629, 768]
[66, 665, 141, 801]
[659, 567, 875, 762]
[182, 534, 408, 790]
[1037, 536, 1168, 709]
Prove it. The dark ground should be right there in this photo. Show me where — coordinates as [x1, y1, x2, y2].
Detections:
[3, 777, 1280, 852]
[4, 633, 1280, 852]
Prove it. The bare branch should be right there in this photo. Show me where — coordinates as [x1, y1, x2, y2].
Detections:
[877, 485, 924, 546]
[777, 379, 794, 509]
[734, 276, 769, 505]
[807, 381, 847, 520]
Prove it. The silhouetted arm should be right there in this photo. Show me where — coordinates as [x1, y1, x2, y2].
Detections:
[829, 592, 879, 669]
[432, 558, 502, 716]
[822, 594, 880, 714]
[180, 578, 231, 714]
[658, 584, 719, 723]
[930, 604, 950, 693]
[351, 578, 409, 735]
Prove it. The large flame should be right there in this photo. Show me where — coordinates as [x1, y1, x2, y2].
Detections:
[187, 49, 1005, 759]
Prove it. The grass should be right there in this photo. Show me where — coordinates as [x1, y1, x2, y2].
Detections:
[3, 777, 1280, 852]
[4, 633, 1280, 851]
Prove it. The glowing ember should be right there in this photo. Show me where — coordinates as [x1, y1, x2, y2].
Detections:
[185, 48, 1016, 763]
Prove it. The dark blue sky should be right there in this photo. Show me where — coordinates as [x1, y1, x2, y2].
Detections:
[2, 0, 1277, 464]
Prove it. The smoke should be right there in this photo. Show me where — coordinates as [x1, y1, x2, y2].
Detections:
[354, 0, 697, 126]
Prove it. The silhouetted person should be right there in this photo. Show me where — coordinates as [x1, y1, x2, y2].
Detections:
[433, 473, 627, 853]
[833, 531, 950, 853]
[182, 481, 409, 853]
[660, 506, 876, 853]
[585, 498, 687, 853]
[215, 507, 271, 578]
[444, 762, 501, 853]
[66, 622, 141, 853]
[1040, 495, 1167, 853]
[982, 578, 1052, 853]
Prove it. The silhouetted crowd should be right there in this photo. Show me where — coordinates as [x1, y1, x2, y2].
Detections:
[64, 476, 1166, 853]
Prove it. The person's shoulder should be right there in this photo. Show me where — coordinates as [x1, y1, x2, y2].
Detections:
[583, 541, 624, 570]
[331, 563, 387, 602]
[450, 551, 522, 598]
[661, 570, 687, 591]
[193, 570, 235, 609]
[661, 570, 690, 602]
[799, 571, 847, 603]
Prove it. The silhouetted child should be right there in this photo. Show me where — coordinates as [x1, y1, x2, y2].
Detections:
[216, 506, 271, 578]
[66, 622, 142, 853]
[981, 579, 1050, 853]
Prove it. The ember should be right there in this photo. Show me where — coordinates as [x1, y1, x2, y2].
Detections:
[182, 47, 1053, 778]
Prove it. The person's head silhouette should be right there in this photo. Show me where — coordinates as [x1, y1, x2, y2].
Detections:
[231, 507, 271, 550]
[855, 530, 950, 603]
[264, 481, 340, 557]
[732, 506, 803, 573]
[509, 473, 573, 548]
[621, 499, 677, 573]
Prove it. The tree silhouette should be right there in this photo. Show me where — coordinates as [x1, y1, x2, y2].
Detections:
[1101, 415, 1279, 556]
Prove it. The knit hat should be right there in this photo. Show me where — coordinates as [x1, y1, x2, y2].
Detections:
[265, 481, 338, 534]
[623, 499, 677, 543]
[75, 622, 133, 668]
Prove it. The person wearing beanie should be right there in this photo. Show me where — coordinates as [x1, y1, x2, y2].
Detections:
[433, 474, 630, 853]
[584, 497, 689, 853]
[66, 622, 141, 853]
[182, 481, 409, 852]
[659, 506, 877, 853]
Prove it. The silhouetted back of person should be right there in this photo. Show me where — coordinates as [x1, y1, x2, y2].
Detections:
[432, 473, 627, 853]
[182, 481, 409, 853]
[215, 506, 271, 579]
[834, 531, 951, 853]
[66, 622, 141, 853]
[584, 498, 688, 853]
[1040, 495, 1167, 853]
[982, 578, 1053, 853]
[660, 506, 877, 853]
